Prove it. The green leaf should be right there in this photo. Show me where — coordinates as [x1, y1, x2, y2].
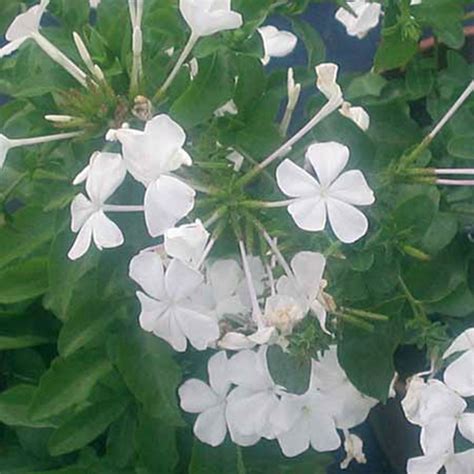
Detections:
[345, 73, 388, 100]
[0, 258, 49, 304]
[0, 385, 53, 428]
[0, 207, 55, 270]
[107, 330, 183, 425]
[106, 407, 137, 468]
[448, 136, 474, 160]
[135, 414, 179, 474]
[49, 0, 90, 31]
[421, 212, 458, 255]
[170, 52, 234, 128]
[0, 310, 57, 350]
[29, 349, 112, 422]
[291, 18, 325, 69]
[338, 303, 403, 401]
[427, 284, 474, 318]
[189, 440, 244, 474]
[48, 398, 128, 456]
[268, 346, 311, 395]
[405, 60, 435, 100]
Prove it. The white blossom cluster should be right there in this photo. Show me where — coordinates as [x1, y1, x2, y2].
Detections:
[179, 345, 381, 468]
[402, 328, 474, 474]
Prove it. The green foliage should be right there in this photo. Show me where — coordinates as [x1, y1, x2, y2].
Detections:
[0, 0, 473, 471]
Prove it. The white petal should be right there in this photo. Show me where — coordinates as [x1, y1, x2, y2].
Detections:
[329, 170, 375, 206]
[70, 194, 95, 232]
[72, 163, 91, 185]
[420, 417, 456, 456]
[0, 135, 10, 168]
[443, 328, 474, 359]
[291, 251, 326, 301]
[0, 37, 28, 58]
[226, 390, 261, 447]
[407, 453, 447, 474]
[208, 351, 231, 397]
[152, 307, 187, 352]
[458, 413, 474, 444]
[335, 2, 382, 39]
[6, 4, 45, 41]
[306, 142, 349, 187]
[218, 332, 256, 351]
[272, 394, 304, 435]
[445, 450, 474, 474]
[85, 152, 126, 204]
[276, 159, 320, 198]
[315, 63, 341, 100]
[136, 291, 168, 332]
[339, 104, 370, 131]
[444, 351, 474, 397]
[208, 259, 242, 300]
[67, 218, 93, 260]
[258, 26, 297, 60]
[144, 176, 196, 237]
[178, 379, 218, 413]
[229, 350, 270, 390]
[326, 198, 369, 243]
[288, 198, 327, 232]
[181, 4, 243, 37]
[90, 211, 124, 250]
[277, 418, 310, 457]
[309, 409, 341, 452]
[194, 404, 227, 446]
[165, 258, 203, 301]
[129, 250, 166, 300]
[176, 306, 220, 351]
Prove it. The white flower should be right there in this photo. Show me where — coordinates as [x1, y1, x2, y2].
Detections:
[443, 328, 474, 397]
[226, 347, 284, 442]
[311, 346, 378, 429]
[179, 351, 231, 446]
[164, 219, 209, 268]
[107, 115, 192, 186]
[107, 115, 196, 237]
[408, 449, 474, 474]
[276, 142, 375, 243]
[258, 26, 298, 66]
[401, 378, 473, 457]
[68, 153, 126, 260]
[340, 432, 367, 469]
[129, 250, 220, 352]
[214, 99, 238, 117]
[316, 63, 370, 131]
[89, 0, 101, 7]
[179, 0, 243, 38]
[276, 251, 329, 332]
[263, 294, 304, 336]
[226, 150, 245, 172]
[0, 0, 49, 57]
[272, 391, 340, 457]
[335, 0, 382, 39]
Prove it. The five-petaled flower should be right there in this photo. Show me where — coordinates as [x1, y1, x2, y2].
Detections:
[276, 142, 375, 244]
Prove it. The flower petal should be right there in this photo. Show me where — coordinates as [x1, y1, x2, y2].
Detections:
[326, 198, 369, 243]
[458, 413, 474, 444]
[0, 37, 28, 58]
[194, 404, 227, 447]
[277, 418, 310, 457]
[144, 176, 196, 237]
[330, 170, 375, 206]
[136, 291, 168, 332]
[443, 351, 474, 397]
[153, 307, 187, 352]
[407, 454, 448, 474]
[6, 4, 45, 41]
[288, 197, 327, 232]
[85, 152, 126, 204]
[208, 259, 243, 300]
[306, 142, 349, 187]
[70, 194, 95, 232]
[443, 328, 474, 359]
[218, 332, 256, 350]
[339, 104, 370, 131]
[315, 63, 341, 100]
[175, 306, 220, 351]
[90, 211, 124, 250]
[276, 159, 320, 198]
[445, 450, 474, 474]
[272, 394, 304, 435]
[309, 410, 341, 452]
[291, 251, 326, 301]
[179, 379, 218, 413]
[208, 351, 231, 397]
[165, 258, 203, 301]
[129, 250, 166, 301]
[420, 417, 456, 456]
[67, 218, 93, 260]
[258, 26, 297, 60]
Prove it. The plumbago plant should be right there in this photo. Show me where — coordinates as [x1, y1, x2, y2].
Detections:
[0, 0, 473, 473]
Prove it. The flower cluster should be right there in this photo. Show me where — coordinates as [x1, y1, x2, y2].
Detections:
[179, 345, 380, 469]
[401, 328, 474, 474]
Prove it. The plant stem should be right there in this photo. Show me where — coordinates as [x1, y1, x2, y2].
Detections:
[237, 95, 343, 188]
[154, 33, 198, 100]
[103, 204, 144, 212]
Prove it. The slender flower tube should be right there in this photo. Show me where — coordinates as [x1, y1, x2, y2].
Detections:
[0, 131, 81, 169]
[280, 68, 301, 136]
[0, 1, 88, 87]
[73, 32, 104, 84]
[128, 0, 144, 93]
